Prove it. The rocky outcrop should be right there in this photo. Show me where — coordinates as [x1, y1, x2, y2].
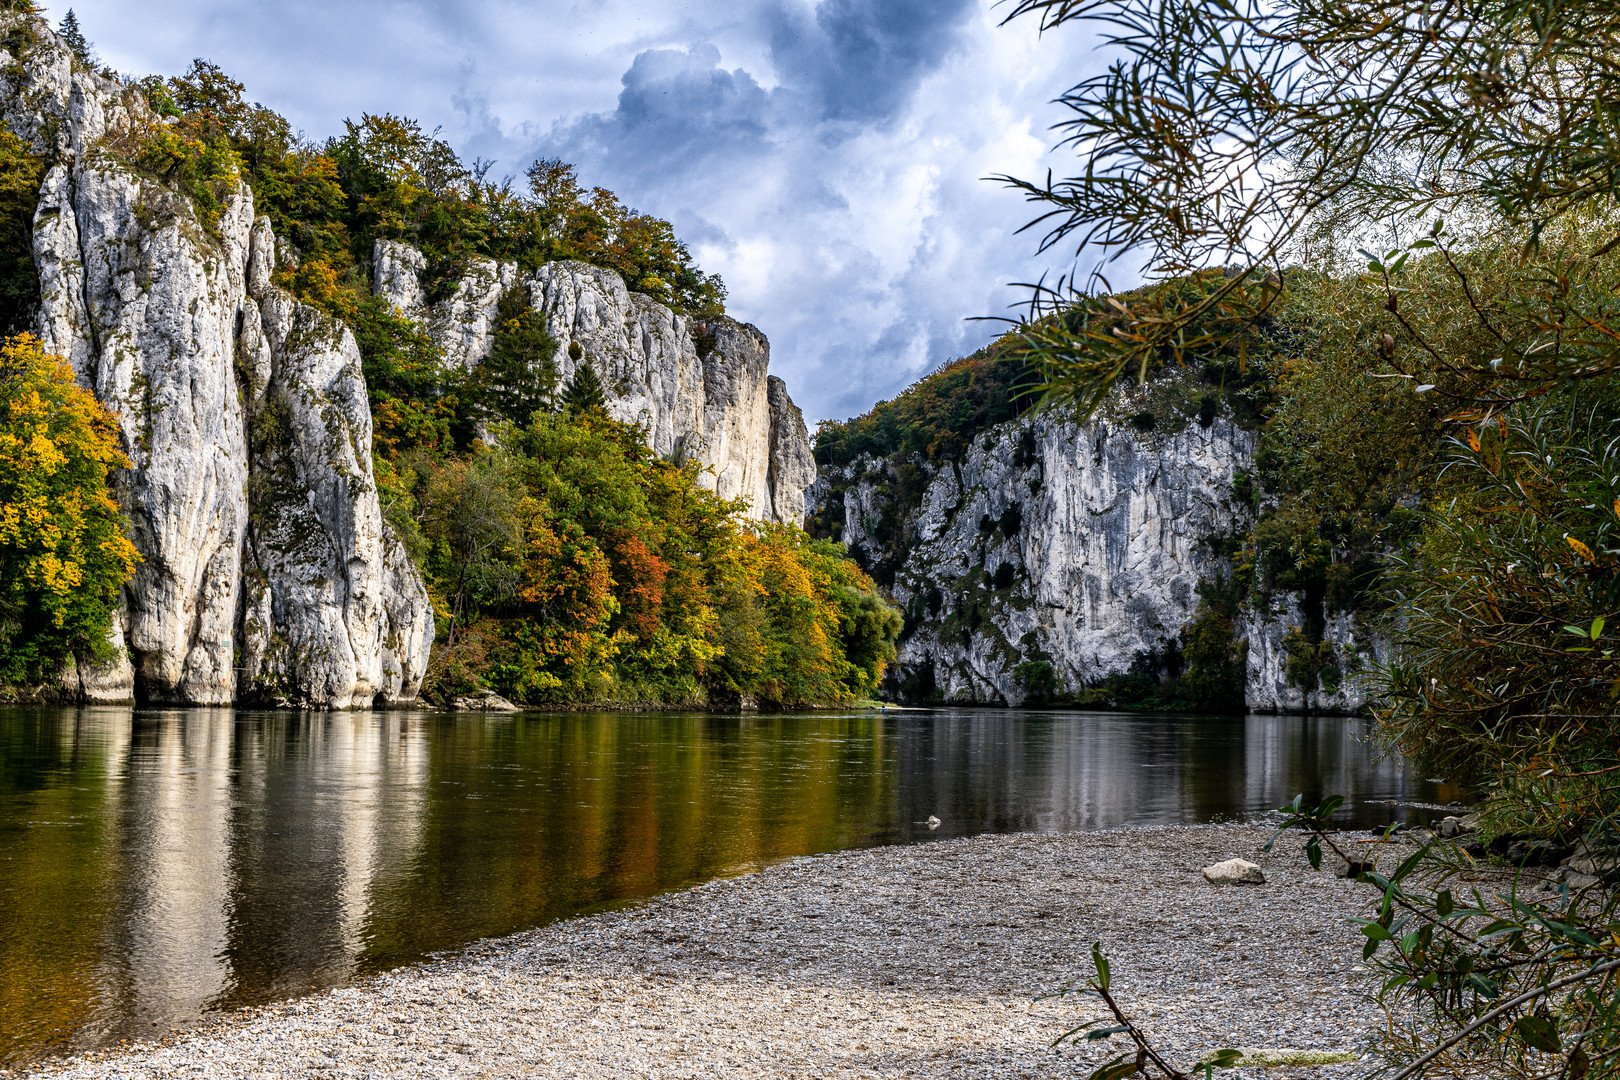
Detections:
[810, 410, 1384, 714]
[766, 376, 815, 527]
[3, 15, 432, 706]
[373, 241, 813, 524]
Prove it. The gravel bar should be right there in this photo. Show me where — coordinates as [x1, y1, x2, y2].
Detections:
[18, 825, 1384, 1079]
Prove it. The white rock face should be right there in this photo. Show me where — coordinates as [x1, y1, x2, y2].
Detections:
[238, 277, 433, 708]
[1241, 598, 1388, 714]
[3, 15, 433, 706]
[374, 243, 814, 524]
[766, 375, 816, 526]
[810, 411, 1383, 714]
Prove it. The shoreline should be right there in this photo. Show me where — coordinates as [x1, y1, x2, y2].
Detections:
[13, 824, 1383, 1079]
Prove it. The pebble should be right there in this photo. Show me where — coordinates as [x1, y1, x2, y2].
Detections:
[9, 825, 1381, 1079]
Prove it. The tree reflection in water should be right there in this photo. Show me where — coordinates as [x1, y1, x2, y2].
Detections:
[0, 706, 1447, 1065]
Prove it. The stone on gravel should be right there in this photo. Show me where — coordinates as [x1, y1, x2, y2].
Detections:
[1438, 815, 1477, 838]
[1202, 857, 1266, 885]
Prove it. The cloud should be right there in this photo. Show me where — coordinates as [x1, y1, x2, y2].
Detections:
[531, 2, 1090, 422]
[558, 43, 773, 182]
[767, 0, 979, 124]
[59, 0, 1105, 423]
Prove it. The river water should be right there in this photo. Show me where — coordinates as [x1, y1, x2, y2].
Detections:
[0, 706, 1456, 1065]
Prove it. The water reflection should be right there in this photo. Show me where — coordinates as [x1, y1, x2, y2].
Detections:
[0, 707, 1445, 1065]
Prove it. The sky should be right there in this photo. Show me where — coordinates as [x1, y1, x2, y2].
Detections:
[58, 0, 1108, 425]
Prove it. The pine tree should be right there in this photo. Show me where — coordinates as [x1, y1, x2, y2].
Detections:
[471, 287, 558, 428]
[56, 9, 93, 66]
[563, 358, 606, 417]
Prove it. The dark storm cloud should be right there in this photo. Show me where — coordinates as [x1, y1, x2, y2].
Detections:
[558, 43, 773, 178]
[768, 0, 980, 123]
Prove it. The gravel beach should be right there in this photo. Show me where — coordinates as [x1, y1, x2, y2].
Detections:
[16, 825, 1383, 1079]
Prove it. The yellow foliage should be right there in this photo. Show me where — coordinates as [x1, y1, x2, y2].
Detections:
[0, 335, 138, 680]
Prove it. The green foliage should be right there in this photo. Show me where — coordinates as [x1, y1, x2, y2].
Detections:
[129, 76, 729, 317]
[114, 63, 256, 234]
[468, 287, 558, 429]
[813, 344, 1041, 468]
[1383, 393, 1620, 802]
[999, 0, 1620, 1072]
[0, 336, 138, 684]
[1001, 0, 1620, 414]
[563, 359, 606, 418]
[0, 130, 46, 336]
[1273, 796, 1620, 1080]
[350, 294, 457, 456]
[523, 158, 726, 315]
[1180, 578, 1248, 712]
[1014, 631, 1061, 704]
[54, 10, 90, 66]
[391, 410, 899, 708]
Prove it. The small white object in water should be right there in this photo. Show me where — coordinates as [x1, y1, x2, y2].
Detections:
[927, 816, 941, 830]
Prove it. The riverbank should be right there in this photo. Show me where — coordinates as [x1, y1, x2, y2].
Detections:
[13, 825, 1380, 1079]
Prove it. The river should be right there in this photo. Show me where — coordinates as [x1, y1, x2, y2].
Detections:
[0, 705, 1456, 1065]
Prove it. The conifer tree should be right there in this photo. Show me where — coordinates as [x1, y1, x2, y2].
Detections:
[471, 287, 558, 429]
[55, 9, 92, 66]
[563, 358, 606, 417]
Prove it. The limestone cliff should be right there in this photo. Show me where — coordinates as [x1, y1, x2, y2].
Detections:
[4, 16, 433, 706]
[810, 409, 1386, 714]
[373, 242, 816, 524]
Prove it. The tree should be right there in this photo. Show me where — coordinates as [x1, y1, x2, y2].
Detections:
[468, 286, 557, 429]
[413, 450, 528, 645]
[55, 9, 92, 66]
[1002, 0, 1620, 415]
[0, 335, 138, 684]
[997, 1, 1620, 1076]
[563, 357, 606, 417]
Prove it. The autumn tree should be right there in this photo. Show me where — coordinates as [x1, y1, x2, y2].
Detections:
[0, 336, 137, 683]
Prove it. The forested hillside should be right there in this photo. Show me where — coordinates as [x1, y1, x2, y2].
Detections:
[0, 13, 899, 709]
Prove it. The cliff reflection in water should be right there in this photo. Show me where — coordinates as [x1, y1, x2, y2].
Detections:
[0, 707, 1438, 1065]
